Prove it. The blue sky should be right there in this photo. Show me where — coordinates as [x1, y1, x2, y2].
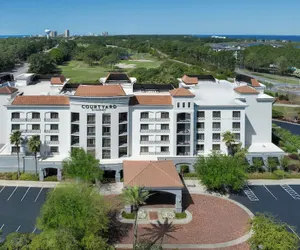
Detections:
[0, 0, 299, 35]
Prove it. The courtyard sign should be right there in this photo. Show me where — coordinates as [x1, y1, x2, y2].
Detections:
[81, 104, 117, 111]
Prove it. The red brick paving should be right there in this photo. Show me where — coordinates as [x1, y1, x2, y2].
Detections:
[106, 194, 250, 246]
[149, 211, 158, 220]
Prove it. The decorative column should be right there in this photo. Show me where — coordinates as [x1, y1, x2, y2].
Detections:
[39, 169, 44, 181]
[115, 170, 121, 182]
[57, 168, 62, 181]
[175, 191, 182, 213]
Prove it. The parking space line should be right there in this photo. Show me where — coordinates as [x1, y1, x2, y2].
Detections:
[0, 224, 4, 230]
[0, 186, 5, 193]
[21, 187, 31, 201]
[7, 186, 18, 201]
[243, 185, 259, 201]
[34, 187, 43, 202]
[288, 225, 300, 240]
[281, 185, 300, 200]
[32, 227, 37, 233]
[263, 185, 278, 200]
[15, 225, 21, 232]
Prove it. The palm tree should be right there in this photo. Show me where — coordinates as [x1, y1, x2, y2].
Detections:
[28, 135, 41, 176]
[10, 130, 23, 179]
[222, 131, 236, 156]
[122, 186, 152, 249]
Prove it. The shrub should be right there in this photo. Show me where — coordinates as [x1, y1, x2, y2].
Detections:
[19, 173, 39, 181]
[121, 211, 136, 219]
[273, 170, 287, 179]
[0, 172, 19, 180]
[175, 212, 187, 219]
[289, 153, 299, 160]
[180, 165, 190, 174]
[183, 172, 197, 178]
[272, 109, 284, 119]
[43, 176, 58, 182]
[287, 164, 300, 172]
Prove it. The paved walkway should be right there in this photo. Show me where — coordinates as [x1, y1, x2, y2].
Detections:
[0, 180, 58, 188]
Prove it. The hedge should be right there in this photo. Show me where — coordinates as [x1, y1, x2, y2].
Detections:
[44, 176, 58, 182]
[0, 172, 18, 180]
[121, 211, 136, 219]
[175, 212, 187, 219]
[19, 173, 39, 181]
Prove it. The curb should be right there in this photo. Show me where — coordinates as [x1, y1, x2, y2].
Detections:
[0, 180, 59, 188]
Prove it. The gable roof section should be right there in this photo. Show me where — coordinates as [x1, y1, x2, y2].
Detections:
[75, 84, 126, 97]
[12, 96, 70, 106]
[234, 85, 259, 94]
[51, 75, 66, 85]
[169, 88, 195, 97]
[130, 95, 172, 106]
[123, 160, 183, 188]
[0, 86, 18, 95]
[251, 78, 261, 87]
[181, 75, 198, 85]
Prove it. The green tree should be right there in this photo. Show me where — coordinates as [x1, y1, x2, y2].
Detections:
[122, 186, 152, 249]
[249, 213, 299, 250]
[194, 153, 248, 192]
[49, 48, 64, 65]
[222, 131, 236, 156]
[28, 135, 41, 176]
[100, 54, 119, 68]
[252, 157, 264, 172]
[62, 148, 103, 183]
[36, 184, 110, 249]
[268, 157, 278, 172]
[10, 130, 23, 178]
[0, 232, 35, 250]
[28, 53, 57, 74]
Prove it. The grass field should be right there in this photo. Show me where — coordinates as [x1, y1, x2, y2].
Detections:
[273, 106, 300, 119]
[250, 71, 300, 85]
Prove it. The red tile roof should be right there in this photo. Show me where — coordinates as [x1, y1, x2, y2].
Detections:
[234, 86, 259, 94]
[12, 96, 70, 105]
[51, 75, 66, 85]
[123, 160, 184, 188]
[182, 75, 198, 85]
[251, 79, 261, 87]
[130, 95, 172, 106]
[75, 85, 126, 97]
[0, 86, 18, 94]
[169, 88, 195, 97]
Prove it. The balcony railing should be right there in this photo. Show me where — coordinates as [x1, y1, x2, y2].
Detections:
[102, 144, 111, 148]
[177, 118, 190, 123]
[71, 119, 80, 123]
[232, 127, 240, 131]
[140, 151, 170, 155]
[45, 141, 59, 145]
[119, 143, 127, 147]
[177, 152, 190, 156]
[44, 118, 59, 122]
[197, 117, 205, 121]
[177, 141, 190, 145]
[232, 116, 240, 120]
[119, 130, 127, 135]
[87, 132, 96, 136]
[197, 139, 204, 143]
[140, 118, 170, 122]
[140, 129, 170, 133]
[212, 127, 221, 131]
[119, 154, 128, 158]
[177, 129, 190, 134]
[87, 145, 95, 148]
[25, 129, 41, 133]
[71, 142, 80, 147]
[87, 120, 95, 124]
[71, 131, 79, 135]
[197, 150, 204, 154]
[27, 118, 41, 122]
[119, 119, 128, 123]
[212, 117, 221, 120]
[212, 139, 221, 142]
[102, 132, 111, 136]
[44, 129, 59, 133]
[103, 120, 111, 125]
[140, 140, 170, 144]
[11, 118, 26, 122]
[197, 128, 205, 132]
[102, 155, 111, 159]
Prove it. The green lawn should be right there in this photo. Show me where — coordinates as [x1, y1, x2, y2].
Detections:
[118, 59, 162, 69]
[273, 106, 300, 119]
[250, 71, 300, 85]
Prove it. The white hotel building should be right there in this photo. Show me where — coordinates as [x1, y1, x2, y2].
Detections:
[0, 73, 284, 181]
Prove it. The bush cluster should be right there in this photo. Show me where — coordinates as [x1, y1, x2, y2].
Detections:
[19, 173, 39, 181]
[0, 172, 18, 180]
[175, 212, 187, 219]
[121, 211, 136, 219]
[43, 176, 58, 182]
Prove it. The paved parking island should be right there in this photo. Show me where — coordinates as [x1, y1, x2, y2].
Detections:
[230, 184, 300, 237]
[0, 186, 51, 239]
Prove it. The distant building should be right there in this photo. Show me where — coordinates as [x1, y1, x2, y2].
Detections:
[50, 31, 57, 37]
[65, 29, 70, 37]
[102, 32, 108, 36]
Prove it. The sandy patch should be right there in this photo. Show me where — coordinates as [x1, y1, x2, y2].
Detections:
[129, 59, 154, 62]
[116, 63, 136, 69]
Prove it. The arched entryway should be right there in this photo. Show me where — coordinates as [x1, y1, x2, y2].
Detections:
[39, 166, 62, 181]
[103, 170, 116, 183]
[144, 191, 175, 207]
[44, 168, 58, 178]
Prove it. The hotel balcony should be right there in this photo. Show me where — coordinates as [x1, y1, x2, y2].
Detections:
[119, 118, 128, 124]
[212, 127, 221, 131]
[140, 129, 170, 133]
[119, 142, 128, 147]
[45, 141, 59, 145]
[71, 119, 80, 124]
[103, 120, 111, 125]
[44, 118, 59, 122]
[197, 117, 205, 121]
[197, 139, 205, 143]
[232, 127, 240, 131]
[177, 118, 191, 123]
[212, 139, 221, 142]
[140, 118, 170, 122]
[232, 116, 240, 120]
[196, 150, 204, 155]
[140, 140, 170, 144]
[212, 117, 221, 120]
[87, 120, 95, 125]
[87, 132, 96, 137]
[44, 129, 59, 133]
[177, 129, 190, 134]
[27, 118, 41, 122]
[11, 118, 26, 122]
[119, 130, 128, 135]
[197, 128, 205, 133]
[87, 145, 95, 149]
[140, 151, 170, 155]
[24, 129, 41, 133]
[177, 141, 190, 145]
[102, 143, 111, 148]
[102, 132, 111, 137]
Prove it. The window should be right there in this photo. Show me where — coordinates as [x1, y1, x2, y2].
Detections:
[161, 135, 169, 141]
[232, 122, 240, 130]
[197, 133, 205, 141]
[87, 138, 95, 147]
[102, 114, 111, 124]
[161, 124, 169, 130]
[188, 102, 191, 108]
[233, 111, 241, 119]
[161, 147, 169, 152]
[102, 138, 110, 147]
[50, 112, 58, 119]
[119, 112, 127, 122]
[87, 149, 95, 157]
[141, 112, 149, 119]
[119, 124, 127, 134]
[161, 112, 169, 119]
[50, 124, 58, 130]
[234, 133, 240, 141]
[212, 133, 221, 141]
[197, 122, 205, 129]
[32, 112, 40, 119]
[87, 114, 95, 124]
[212, 122, 221, 130]
[50, 135, 58, 141]
[87, 127, 95, 135]
[11, 146, 18, 153]
[50, 147, 59, 153]
[102, 150, 110, 159]
[197, 144, 204, 151]
[11, 124, 20, 131]
[177, 102, 180, 108]
[11, 112, 20, 119]
[182, 103, 185, 108]
[140, 147, 149, 153]
[103, 127, 111, 136]
[212, 144, 220, 151]
[141, 124, 149, 130]
[198, 111, 205, 118]
[141, 135, 149, 141]
[212, 111, 221, 119]
[32, 124, 40, 130]
[71, 112, 80, 122]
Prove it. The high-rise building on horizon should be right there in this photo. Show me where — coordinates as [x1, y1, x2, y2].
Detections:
[64, 29, 70, 37]
[50, 31, 57, 37]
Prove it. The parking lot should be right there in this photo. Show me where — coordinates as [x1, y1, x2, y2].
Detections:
[230, 184, 300, 236]
[0, 186, 51, 239]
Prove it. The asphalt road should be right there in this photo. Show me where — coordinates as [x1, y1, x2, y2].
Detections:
[0, 186, 51, 240]
[10, 63, 29, 77]
[230, 184, 300, 237]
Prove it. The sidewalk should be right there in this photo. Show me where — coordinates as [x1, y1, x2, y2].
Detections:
[0, 180, 58, 188]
